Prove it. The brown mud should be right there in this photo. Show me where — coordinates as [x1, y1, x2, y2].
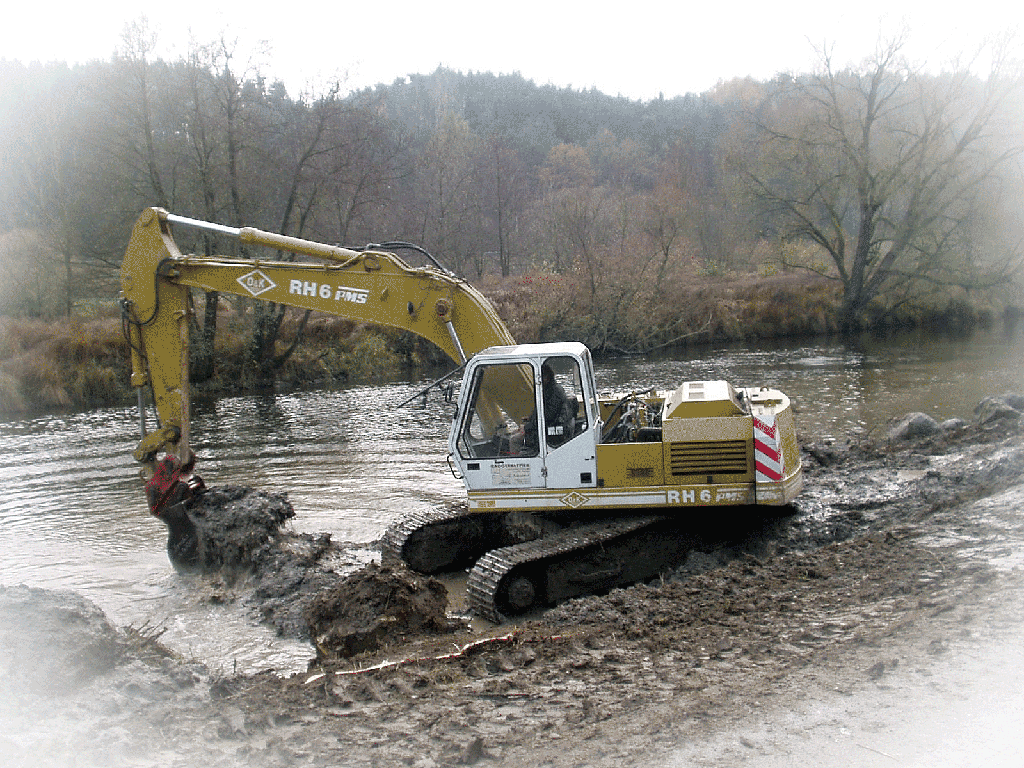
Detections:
[2, 395, 1023, 767]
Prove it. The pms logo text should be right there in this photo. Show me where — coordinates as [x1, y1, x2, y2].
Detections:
[289, 280, 369, 304]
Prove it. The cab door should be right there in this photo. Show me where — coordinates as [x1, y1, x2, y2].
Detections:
[538, 355, 597, 490]
[452, 361, 546, 491]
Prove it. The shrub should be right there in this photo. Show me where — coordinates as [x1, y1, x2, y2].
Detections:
[0, 371, 25, 412]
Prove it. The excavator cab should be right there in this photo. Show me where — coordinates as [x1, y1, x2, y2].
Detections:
[450, 342, 600, 495]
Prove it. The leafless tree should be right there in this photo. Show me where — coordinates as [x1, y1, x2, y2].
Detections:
[742, 39, 1024, 329]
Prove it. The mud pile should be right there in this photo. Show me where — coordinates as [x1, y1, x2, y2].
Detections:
[159, 485, 465, 653]
[305, 563, 464, 660]
[175, 485, 295, 574]
[886, 391, 1024, 442]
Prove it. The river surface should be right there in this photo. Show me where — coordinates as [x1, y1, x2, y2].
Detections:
[1, 328, 1022, 673]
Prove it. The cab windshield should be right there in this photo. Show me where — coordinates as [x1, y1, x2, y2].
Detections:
[456, 362, 535, 459]
[455, 356, 588, 459]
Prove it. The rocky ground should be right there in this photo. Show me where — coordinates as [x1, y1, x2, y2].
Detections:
[2, 397, 1023, 768]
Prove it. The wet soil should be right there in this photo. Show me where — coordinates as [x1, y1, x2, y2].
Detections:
[2, 400, 1023, 768]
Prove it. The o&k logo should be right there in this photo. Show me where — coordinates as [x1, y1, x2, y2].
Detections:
[560, 491, 589, 508]
[237, 270, 277, 297]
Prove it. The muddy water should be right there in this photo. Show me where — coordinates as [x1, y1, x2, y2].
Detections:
[1, 328, 1021, 673]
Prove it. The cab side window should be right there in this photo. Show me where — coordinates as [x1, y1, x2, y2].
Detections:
[535, 357, 587, 449]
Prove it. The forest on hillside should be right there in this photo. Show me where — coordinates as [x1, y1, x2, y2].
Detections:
[2, 32, 1023, 371]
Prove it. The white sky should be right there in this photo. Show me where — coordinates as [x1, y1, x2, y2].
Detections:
[2, 1, 1020, 100]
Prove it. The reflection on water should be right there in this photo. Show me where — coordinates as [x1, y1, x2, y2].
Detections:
[600, 328, 1024, 442]
[0, 328, 1021, 672]
[191, 384, 463, 543]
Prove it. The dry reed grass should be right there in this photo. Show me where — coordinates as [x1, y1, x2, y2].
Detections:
[0, 316, 132, 413]
[1, 266, 1004, 416]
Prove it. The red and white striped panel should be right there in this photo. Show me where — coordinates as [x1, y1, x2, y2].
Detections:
[753, 415, 784, 482]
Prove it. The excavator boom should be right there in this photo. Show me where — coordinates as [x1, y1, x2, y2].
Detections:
[121, 207, 514, 474]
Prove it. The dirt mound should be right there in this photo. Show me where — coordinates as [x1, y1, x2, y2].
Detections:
[0, 585, 125, 696]
[305, 563, 464, 660]
[160, 486, 463, 651]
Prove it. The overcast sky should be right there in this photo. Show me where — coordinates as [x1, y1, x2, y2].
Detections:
[3, 1, 1020, 100]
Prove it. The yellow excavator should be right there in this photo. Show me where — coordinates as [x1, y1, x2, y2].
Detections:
[121, 207, 802, 621]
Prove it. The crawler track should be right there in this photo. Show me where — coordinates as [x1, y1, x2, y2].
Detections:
[381, 506, 508, 574]
[466, 515, 690, 622]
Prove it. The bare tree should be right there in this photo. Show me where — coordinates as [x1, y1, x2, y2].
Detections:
[245, 81, 409, 382]
[477, 130, 527, 277]
[116, 18, 171, 209]
[414, 113, 481, 276]
[742, 39, 1024, 329]
[248, 84, 346, 382]
[180, 44, 233, 381]
[5, 64, 119, 316]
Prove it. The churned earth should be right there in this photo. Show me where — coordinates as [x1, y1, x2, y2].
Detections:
[1, 397, 1023, 768]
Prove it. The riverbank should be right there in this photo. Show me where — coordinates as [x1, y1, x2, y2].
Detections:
[2, 402, 1022, 767]
[0, 273, 1018, 415]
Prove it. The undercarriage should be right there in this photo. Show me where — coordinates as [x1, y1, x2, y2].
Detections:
[382, 508, 696, 622]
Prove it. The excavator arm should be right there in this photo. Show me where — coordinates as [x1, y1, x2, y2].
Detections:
[120, 207, 516, 482]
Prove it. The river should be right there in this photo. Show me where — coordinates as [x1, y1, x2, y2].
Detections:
[1, 328, 1021, 673]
